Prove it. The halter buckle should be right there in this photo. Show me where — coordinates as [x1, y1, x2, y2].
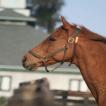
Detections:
[68, 37, 75, 43]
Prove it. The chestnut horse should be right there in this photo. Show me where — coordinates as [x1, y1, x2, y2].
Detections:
[22, 16, 106, 106]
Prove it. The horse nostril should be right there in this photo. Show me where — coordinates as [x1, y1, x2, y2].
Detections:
[23, 56, 27, 62]
[22, 56, 27, 67]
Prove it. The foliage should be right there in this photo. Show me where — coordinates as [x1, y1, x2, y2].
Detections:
[31, 0, 64, 32]
[0, 97, 7, 106]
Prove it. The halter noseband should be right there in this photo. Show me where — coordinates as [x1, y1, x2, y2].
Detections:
[29, 26, 81, 72]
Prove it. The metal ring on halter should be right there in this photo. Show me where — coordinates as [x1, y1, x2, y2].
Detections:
[68, 37, 75, 43]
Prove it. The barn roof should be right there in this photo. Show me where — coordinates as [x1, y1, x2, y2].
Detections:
[0, 24, 47, 66]
[0, 9, 47, 66]
[0, 9, 35, 22]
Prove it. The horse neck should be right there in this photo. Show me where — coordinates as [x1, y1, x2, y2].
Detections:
[74, 37, 106, 74]
[73, 36, 106, 102]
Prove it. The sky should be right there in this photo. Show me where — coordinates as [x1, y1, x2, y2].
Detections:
[60, 0, 106, 37]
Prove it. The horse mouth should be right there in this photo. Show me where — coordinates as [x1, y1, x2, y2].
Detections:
[23, 63, 41, 71]
[23, 59, 58, 71]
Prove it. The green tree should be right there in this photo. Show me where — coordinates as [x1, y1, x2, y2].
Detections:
[31, 0, 64, 32]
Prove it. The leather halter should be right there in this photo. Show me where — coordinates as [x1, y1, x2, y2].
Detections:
[29, 26, 81, 72]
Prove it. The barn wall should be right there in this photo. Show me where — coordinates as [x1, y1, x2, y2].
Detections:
[0, 66, 89, 97]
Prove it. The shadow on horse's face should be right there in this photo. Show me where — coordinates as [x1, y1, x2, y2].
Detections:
[22, 16, 79, 71]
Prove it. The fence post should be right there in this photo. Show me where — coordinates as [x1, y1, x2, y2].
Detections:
[62, 91, 68, 106]
[83, 97, 89, 106]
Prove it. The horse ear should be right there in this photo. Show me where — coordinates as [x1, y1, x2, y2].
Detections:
[61, 16, 71, 29]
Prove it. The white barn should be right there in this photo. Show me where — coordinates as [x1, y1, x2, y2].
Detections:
[0, 65, 89, 97]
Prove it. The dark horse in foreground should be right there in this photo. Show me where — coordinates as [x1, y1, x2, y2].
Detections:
[7, 78, 55, 106]
[23, 16, 106, 106]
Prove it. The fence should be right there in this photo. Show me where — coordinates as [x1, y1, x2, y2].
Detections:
[53, 90, 97, 106]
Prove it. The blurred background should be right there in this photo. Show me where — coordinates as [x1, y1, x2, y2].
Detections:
[0, 0, 105, 106]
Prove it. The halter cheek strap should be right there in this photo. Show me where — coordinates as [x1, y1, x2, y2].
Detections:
[67, 27, 80, 66]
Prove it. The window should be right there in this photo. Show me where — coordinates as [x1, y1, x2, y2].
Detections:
[80, 80, 88, 92]
[69, 79, 88, 92]
[0, 0, 26, 8]
[0, 76, 12, 91]
[69, 80, 79, 91]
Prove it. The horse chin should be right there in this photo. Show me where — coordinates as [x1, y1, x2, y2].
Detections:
[24, 60, 57, 71]
[24, 63, 42, 71]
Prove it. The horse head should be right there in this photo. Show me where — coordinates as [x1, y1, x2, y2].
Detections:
[22, 16, 81, 71]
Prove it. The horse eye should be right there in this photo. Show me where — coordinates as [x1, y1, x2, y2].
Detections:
[48, 37, 56, 41]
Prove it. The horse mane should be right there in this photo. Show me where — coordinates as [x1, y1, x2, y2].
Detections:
[80, 26, 106, 44]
